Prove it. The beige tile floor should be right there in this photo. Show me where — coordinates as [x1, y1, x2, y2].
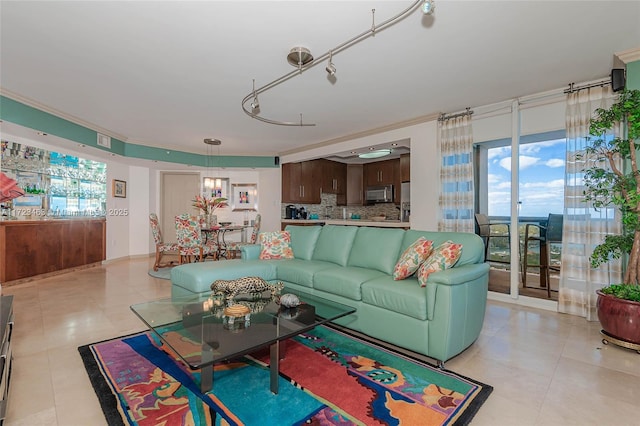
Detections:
[3, 257, 640, 425]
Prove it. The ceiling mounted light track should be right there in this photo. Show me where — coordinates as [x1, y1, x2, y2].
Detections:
[241, 0, 435, 127]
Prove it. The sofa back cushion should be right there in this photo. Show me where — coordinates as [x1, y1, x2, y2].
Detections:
[285, 225, 322, 260]
[402, 230, 484, 266]
[347, 227, 405, 275]
[312, 225, 358, 266]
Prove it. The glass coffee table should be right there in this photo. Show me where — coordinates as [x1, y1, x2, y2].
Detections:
[130, 289, 355, 394]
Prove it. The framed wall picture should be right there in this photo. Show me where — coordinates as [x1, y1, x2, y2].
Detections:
[231, 183, 257, 211]
[203, 177, 229, 199]
[113, 179, 127, 198]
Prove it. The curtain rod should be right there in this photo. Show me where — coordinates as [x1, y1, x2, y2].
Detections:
[564, 78, 610, 94]
[438, 107, 474, 122]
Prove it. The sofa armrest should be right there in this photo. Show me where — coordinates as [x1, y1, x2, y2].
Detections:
[425, 263, 490, 321]
[427, 263, 490, 286]
[240, 244, 261, 260]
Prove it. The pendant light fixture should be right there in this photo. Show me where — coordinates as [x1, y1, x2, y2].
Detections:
[203, 138, 222, 193]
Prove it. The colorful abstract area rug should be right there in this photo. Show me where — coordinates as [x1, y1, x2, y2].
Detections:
[78, 326, 492, 425]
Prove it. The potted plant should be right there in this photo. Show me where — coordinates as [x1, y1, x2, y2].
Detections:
[583, 88, 640, 350]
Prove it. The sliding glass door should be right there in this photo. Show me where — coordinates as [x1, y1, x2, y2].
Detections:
[475, 130, 565, 300]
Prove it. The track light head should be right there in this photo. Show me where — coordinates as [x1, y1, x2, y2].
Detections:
[422, 0, 435, 15]
[250, 79, 260, 112]
[326, 62, 336, 76]
[326, 51, 336, 76]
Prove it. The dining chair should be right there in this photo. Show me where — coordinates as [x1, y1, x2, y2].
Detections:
[474, 213, 510, 263]
[226, 214, 261, 259]
[149, 213, 179, 271]
[174, 214, 215, 264]
[521, 213, 563, 297]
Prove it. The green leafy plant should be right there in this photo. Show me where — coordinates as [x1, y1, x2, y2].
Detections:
[583, 88, 640, 299]
[600, 284, 640, 302]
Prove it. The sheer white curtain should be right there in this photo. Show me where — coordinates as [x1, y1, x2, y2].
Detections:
[438, 114, 474, 232]
[561, 86, 622, 320]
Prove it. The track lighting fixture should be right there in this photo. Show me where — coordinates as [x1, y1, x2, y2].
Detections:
[241, 0, 435, 126]
[422, 0, 435, 15]
[326, 51, 336, 76]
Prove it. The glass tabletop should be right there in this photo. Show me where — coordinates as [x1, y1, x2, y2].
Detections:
[130, 289, 356, 369]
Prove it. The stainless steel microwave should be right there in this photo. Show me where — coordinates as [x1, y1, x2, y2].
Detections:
[366, 184, 394, 203]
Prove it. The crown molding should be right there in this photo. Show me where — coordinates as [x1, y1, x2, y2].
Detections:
[615, 47, 640, 64]
[280, 112, 439, 156]
[0, 87, 130, 142]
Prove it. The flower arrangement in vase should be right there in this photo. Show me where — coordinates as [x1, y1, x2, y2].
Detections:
[192, 195, 229, 227]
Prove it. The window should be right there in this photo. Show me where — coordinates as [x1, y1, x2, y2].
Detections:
[475, 130, 566, 219]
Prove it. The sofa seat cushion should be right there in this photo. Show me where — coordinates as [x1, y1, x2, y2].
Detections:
[275, 259, 337, 288]
[171, 259, 278, 294]
[361, 276, 427, 321]
[313, 267, 386, 300]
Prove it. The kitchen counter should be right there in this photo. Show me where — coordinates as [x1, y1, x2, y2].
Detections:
[281, 219, 410, 228]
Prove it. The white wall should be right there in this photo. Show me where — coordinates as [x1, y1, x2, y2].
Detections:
[258, 167, 282, 233]
[128, 166, 150, 256]
[105, 161, 130, 260]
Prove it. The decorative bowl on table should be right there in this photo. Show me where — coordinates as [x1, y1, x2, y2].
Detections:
[219, 221, 232, 226]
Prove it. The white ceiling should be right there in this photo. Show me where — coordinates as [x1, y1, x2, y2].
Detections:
[1, 1, 639, 159]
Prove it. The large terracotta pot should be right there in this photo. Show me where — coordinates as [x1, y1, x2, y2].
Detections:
[596, 289, 640, 345]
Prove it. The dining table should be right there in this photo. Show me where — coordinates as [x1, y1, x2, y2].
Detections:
[202, 223, 252, 259]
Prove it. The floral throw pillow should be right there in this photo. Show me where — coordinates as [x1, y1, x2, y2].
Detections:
[417, 241, 463, 287]
[393, 237, 434, 280]
[259, 231, 294, 260]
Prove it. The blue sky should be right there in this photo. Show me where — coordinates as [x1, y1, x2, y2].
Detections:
[487, 139, 566, 218]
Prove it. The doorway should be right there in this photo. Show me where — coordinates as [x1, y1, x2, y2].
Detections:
[475, 130, 566, 301]
[160, 172, 200, 243]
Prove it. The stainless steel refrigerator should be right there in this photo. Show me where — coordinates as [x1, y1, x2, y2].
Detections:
[401, 182, 410, 222]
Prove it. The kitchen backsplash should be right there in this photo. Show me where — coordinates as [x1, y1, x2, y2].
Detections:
[281, 193, 402, 220]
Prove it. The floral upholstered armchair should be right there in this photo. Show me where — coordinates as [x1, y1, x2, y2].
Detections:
[149, 213, 179, 271]
[174, 214, 215, 264]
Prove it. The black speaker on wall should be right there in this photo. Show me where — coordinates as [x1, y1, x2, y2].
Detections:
[275, 156, 280, 166]
[611, 68, 626, 92]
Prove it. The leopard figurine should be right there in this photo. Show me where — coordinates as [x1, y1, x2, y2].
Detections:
[210, 277, 285, 300]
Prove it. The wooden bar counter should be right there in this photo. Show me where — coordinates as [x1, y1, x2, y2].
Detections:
[0, 217, 106, 284]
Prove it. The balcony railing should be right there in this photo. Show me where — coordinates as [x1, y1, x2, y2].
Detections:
[484, 216, 561, 271]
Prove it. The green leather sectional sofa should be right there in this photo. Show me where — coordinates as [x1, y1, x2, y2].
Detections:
[170, 225, 490, 365]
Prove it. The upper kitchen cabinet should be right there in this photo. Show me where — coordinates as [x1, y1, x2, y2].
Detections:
[400, 153, 410, 182]
[281, 160, 321, 204]
[364, 158, 399, 187]
[346, 164, 364, 206]
[319, 159, 347, 195]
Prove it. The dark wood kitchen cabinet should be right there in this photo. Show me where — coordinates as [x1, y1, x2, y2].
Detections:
[364, 158, 399, 187]
[346, 164, 364, 205]
[282, 160, 321, 204]
[319, 159, 347, 196]
[364, 158, 400, 186]
[400, 153, 410, 182]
